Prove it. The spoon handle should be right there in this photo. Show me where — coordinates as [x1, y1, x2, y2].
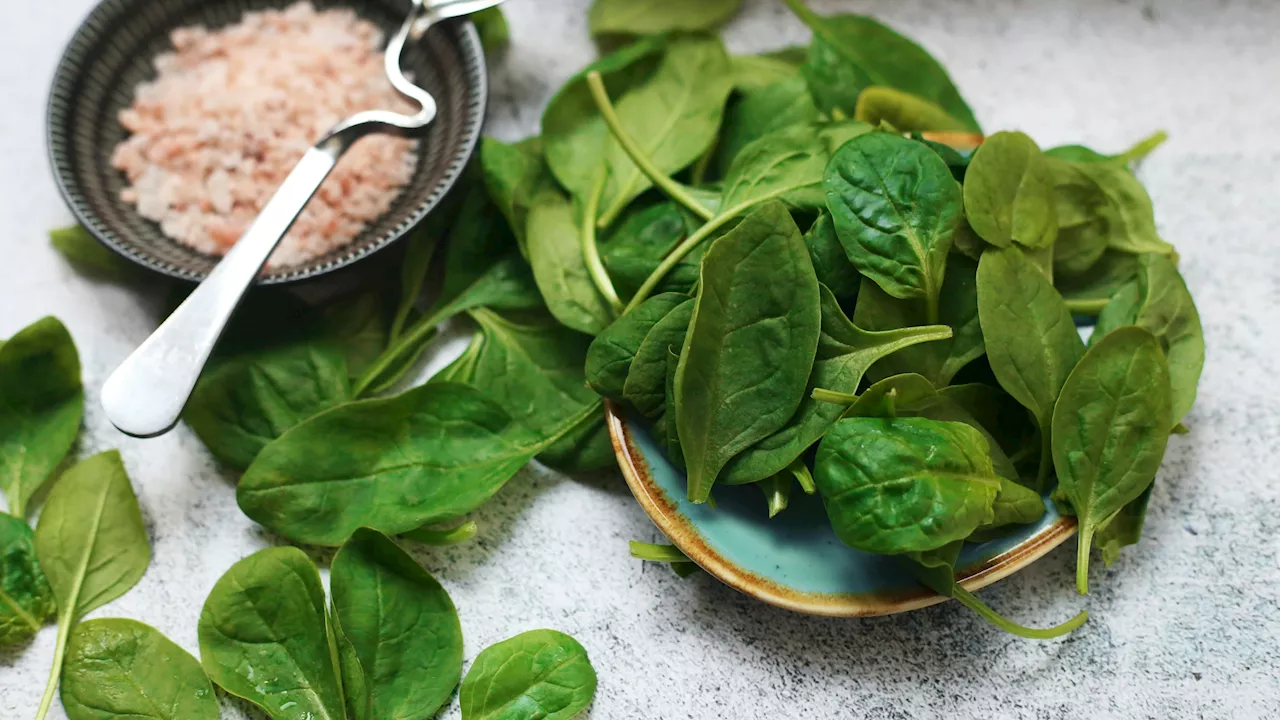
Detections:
[102, 142, 346, 437]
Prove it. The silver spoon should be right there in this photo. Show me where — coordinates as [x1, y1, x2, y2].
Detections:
[102, 0, 506, 438]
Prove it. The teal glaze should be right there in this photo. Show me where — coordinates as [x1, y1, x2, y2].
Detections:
[629, 418, 1065, 597]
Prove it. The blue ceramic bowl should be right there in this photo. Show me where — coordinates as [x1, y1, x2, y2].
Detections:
[606, 403, 1077, 617]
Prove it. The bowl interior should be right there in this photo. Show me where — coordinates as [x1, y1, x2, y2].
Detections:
[48, 0, 485, 284]
[607, 405, 1077, 617]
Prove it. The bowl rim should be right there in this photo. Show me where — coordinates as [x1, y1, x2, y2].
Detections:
[45, 0, 488, 285]
[606, 401, 1078, 618]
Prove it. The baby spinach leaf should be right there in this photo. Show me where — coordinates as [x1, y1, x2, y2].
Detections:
[1132, 254, 1205, 426]
[907, 541, 1087, 639]
[629, 541, 690, 563]
[61, 618, 218, 720]
[483, 136, 552, 254]
[982, 477, 1046, 530]
[586, 293, 688, 400]
[853, 253, 983, 386]
[784, 0, 980, 131]
[814, 417, 1000, 554]
[34, 451, 150, 720]
[0, 513, 55, 646]
[238, 383, 593, 546]
[589, 0, 742, 35]
[716, 77, 819, 175]
[1090, 280, 1141, 343]
[199, 547, 344, 719]
[527, 189, 614, 335]
[1048, 159, 1111, 277]
[599, 35, 735, 224]
[977, 246, 1085, 489]
[825, 132, 962, 315]
[1060, 159, 1174, 256]
[185, 343, 351, 471]
[0, 316, 83, 518]
[803, 212, 863, 305]
[894, 394, 1019, 484]
[727, 53, 803, 91]
[664, 347, 684, 469]
[675, 203, 821, 502]
[1057, 250, 1140, 315]
[721, 122, 874, 213]
[1095, 482, 1155, 567]
[839, 373, 938, 417]
[853, 86, 969, 133]
[600, 201, 703, 300]
[543, 36, 665, 203]
[50, 226, 146, 283]
[623, 299, 695, 418]
[722, 284, 950, 485]
[460, 629, 598, 720]
[1052, 326, 1171, 593]
[940, 383, 1038, 466]
[332, 528, 463, 720]
[473, 7, 510, 54]
[963, 131, 1058, 249]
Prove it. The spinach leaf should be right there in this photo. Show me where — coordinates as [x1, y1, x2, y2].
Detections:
[894, 394, 1020, 484]
[598, 35, 735, 224]
[939, 383, 1038, 467]
[543, 36, 665, 204]
[0, 513, 55, 646]
[462, 309, 611, 472]
[319, 290, 390, 379]
[723, 122, 871, 212]
[853, 253, 983, 386]
[1090, 280, 1141, 343]
[981, 477, 1046, 530]
[198, 547, 344, 719]
[1052, 326, 1171, 593]
[389, 225, 441, 343]
[585, 293, 689, 400]
[331, 528, 463, 720]
[526, 188, 614, 335]
[623, 298, 695, 418]
[589, 0, 742, 35]
[185, 343, 351, 471]
[1132, 254, 1205, 426]
[1095, 482, 1155, 567]
[727, 53, 803, 91]
[600, 202, 702, 300]
[722, 284, 951, 485]
[238, 383, 595, 545]
[825, 132, 962, 318]
[1048, 159, 1111, 277]
[482, 136, 552, 254]
[61, 618, 218, 720]
[963, 131, 1058, 249]
[784, 0, 980, 131]
[803, 212, 862, 305]
[460, 629, 597, 720]
[976, 246, 1085, 489]
[716, 77, 819, 176]
[473, 7, 510, 54]
[664, 347, 684, 469]
[34, 451, 150, 720]
[674, 203, 821, 502]
[1057, 250, 1140, 316]
[0, 316, 83, 517]
[50, 226, 146, 283]
[1054, 159, 1174, 256]
[907, 541, 1087, 639]
[629, 541, 690, 563]
[836, 372, 937, 417]
[814, 417, 999, 554]
[853, 86, 969, 132]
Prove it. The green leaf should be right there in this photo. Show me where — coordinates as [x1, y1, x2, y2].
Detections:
[939, 383, 1038, 469]
[715, 77, 819, 176]
[1056, 250, 1140, 316]
[824, 132, 962, 312]
[237, 383, 586, 545]
[483, 136, 553, 254]
[623, 299, 695, 418]
[198, 547, 344, 719]
[726, 52, 803, 91]
[1058, 159, 1174, 256]
[1090, 280, 1141, 344]
[321, 291, 390, 379]
[1131, 254, 1205, 427]
[785, 2, 980, 131]
[1052, 326, 1171, 593]
[543, 36, 666, 203]
[893, 394, 1020, 484]
[1095, 482, 1155, 567]
[814, 417, 1000, 554]
[629, 541, 690, 563]
[0, 316, 83, 517]
[758, 472, 793, 517]
[722, 284, 951, 485]
[0, 513, 55, 646]
[836, 372, 936, 417]
[34, 451, 150, 719]
[976, 246, 1084, 489]
[1048, 160, 1111, 277]
[600, 201, 704, 300]
[589, 0, 742, 35]
[674, 203, 822, 502]
[585, 293, 689, 400]
[50, 226, 146, 283]
[963, 131, 1058, 249]
[853, 86, 969, 132]
[803, 212, 862, 304]
[460, 630, 598, 720]
[722, 122, 872, 212]
[664, 347, 684, 469]
[853, 252, 984, 386]
[185, 343, 351, 471]
[598, 35, 735, 224]
[61, 618, 218, 720]
[390, 227, 442, 342]
[474, 7, 510, 54]
[332, 528, 463, 720]
[526, 189, 613, 335]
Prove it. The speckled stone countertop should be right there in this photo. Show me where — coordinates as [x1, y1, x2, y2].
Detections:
[2, 0, 1279, 718]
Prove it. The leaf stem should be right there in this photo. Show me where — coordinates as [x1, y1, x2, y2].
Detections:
[581, 170, 624, 315]
[1035, 428, 1053, 491]
[811, 387, 857, 405]
[351, 309, 445, 398]
[1064, 298, 1109, 316]
[1119, 130, 1168, 166]
[34, 609, 72, 720]
[953, 586, 1088, 639]
[1076, 525, 1093, 594]
[586, 71, 715, 227]
[623, 209, 739, 312]
[629, 541, 690, 563]
[790, 460, 816, 495]
[404, 520, 479, 545]
[782, 0, 824, 30]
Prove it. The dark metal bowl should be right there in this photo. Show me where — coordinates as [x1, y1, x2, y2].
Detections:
[47, 0, 486, 285]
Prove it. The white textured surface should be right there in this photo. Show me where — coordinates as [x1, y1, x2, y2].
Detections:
[3, 0, 1280, 718]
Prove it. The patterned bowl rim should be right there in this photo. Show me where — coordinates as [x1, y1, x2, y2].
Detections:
[45, 0, 488, 285]
[605, 401, 1079, 617]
